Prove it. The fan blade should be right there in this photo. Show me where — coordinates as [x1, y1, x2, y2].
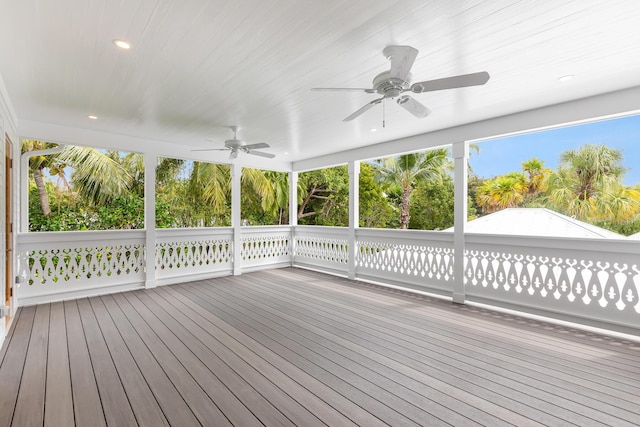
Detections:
[191, 148, 228, 152]
[343, 98, 383, 122]
[249, 150, 276, 159]
[397, 95, 431, 118]
[229, 149, 238, 160]
[384, 45, 418, 81]
[243, 142, 269, 150]
[311, 87, 373, 92]
[410, 71, 490, 93]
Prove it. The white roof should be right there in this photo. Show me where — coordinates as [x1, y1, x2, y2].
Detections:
[447, 208, 625, 239]
[628, 232, 640, 240]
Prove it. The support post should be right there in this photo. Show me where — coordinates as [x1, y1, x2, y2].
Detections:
[289, 171, 298, 266]
[231, 163, 242, 275]
[348, 161, 360, 279]
[452, 141, 468, 303]
[144, 153, 157, 289]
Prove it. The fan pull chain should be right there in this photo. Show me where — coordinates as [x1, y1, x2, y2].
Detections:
[382, 98, 386, 128]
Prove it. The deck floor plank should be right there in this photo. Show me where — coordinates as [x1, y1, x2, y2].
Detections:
[11, 304, 49, 426]
[285, 268, 640, 380]
[181, 279, 456, 427]
[63, 300, 106, 427]
[121, 290, 263, 427]
[245, 270, 640, 425]
[159, 284, 364, 427]
[180, 281, 426, 427]
[135, 289, 299, 427]
[76, 298, 138, 427]
[87, 296, 169, 427]
[108, 292, 232, 427]
[146, 287, 326, 427]
[1, 267, 639, 427]
[193, 276, 536, 427]
[192, 276, 538, 426]
[0, 306, 34, 427]
[276, 269, 640, 397]
[44, 302, 74, 427]
[98, 294, 205, 427]
[0, 307, 21, 366]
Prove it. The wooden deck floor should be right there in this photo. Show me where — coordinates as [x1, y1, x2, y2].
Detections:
[1, 267, 639, 426]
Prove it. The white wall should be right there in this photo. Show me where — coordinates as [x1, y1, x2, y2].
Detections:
[0, 72, 18, 346]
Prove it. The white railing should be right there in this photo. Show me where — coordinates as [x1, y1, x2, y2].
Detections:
[464, 233, 640, 333]
[15, 225, 640, 334]
[155, 227, 233, 285]
[16, 230, 146, 305]
[240, 226, 291, 271]
[293, 226, 349, 275]
[356, 228, 454, 296]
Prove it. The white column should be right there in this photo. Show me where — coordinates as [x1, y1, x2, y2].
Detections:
[231, 163, 242, 275]
[452, 141, 468, 303]
[348, 161, 360, 280]
[144, 153, 157, 289]
[289, 171, 298, 266]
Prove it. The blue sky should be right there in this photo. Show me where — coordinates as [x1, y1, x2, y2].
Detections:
[469, 114, 640, 186]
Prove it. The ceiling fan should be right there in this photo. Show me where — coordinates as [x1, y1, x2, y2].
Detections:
[192, 126, 275, 159]
[312, 45, 490, 122]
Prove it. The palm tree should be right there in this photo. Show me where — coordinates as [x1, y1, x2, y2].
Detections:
[188, 162, 231, 217]
[22, 139, 57, 216]
[263, 170, 289, 224]
[560, 144, 624, 201]
[242, 168, 276, 214]
[375, 148, 452, 229]
[546, 144, 637, 221]
[521, 157, 550, 197]
[476, 172, 527, 213]
[22, 140, 133, 216]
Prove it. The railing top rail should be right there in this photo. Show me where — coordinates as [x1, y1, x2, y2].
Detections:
[17, 229, 146, 244]
[241, 225, 293, 235]
[355, 227, 454, 243]
[155, 227, 233, 237]
[465, 232, 640, 254]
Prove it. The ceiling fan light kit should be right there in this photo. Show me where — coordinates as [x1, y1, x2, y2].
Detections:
[312, 45, 490, 122]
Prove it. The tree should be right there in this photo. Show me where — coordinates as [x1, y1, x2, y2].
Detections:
[23, 140, 134, 219]
[407, 177, 478, 230]
[298, 166, 349, 226]
[374, 149, 452, 229]
[359, 162, 393, 228]
[521, 157, 550, 198]
[476, 172, 527, 213]
[242, 169, 289, 225]
[546, 144, 640, 222]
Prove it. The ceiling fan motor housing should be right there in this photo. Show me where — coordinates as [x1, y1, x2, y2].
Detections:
[373, 71, 411, 98]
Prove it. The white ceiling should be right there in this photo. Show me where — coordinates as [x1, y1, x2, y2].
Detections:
[1, 0, 640, 166]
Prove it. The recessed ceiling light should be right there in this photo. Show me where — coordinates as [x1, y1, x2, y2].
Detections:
[88, 115, 98, 120]
[113, 39, 131, 49]
[370, 128, 377, 132]
[558, 75, 574, 82]
[282, 152, 288, 155]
